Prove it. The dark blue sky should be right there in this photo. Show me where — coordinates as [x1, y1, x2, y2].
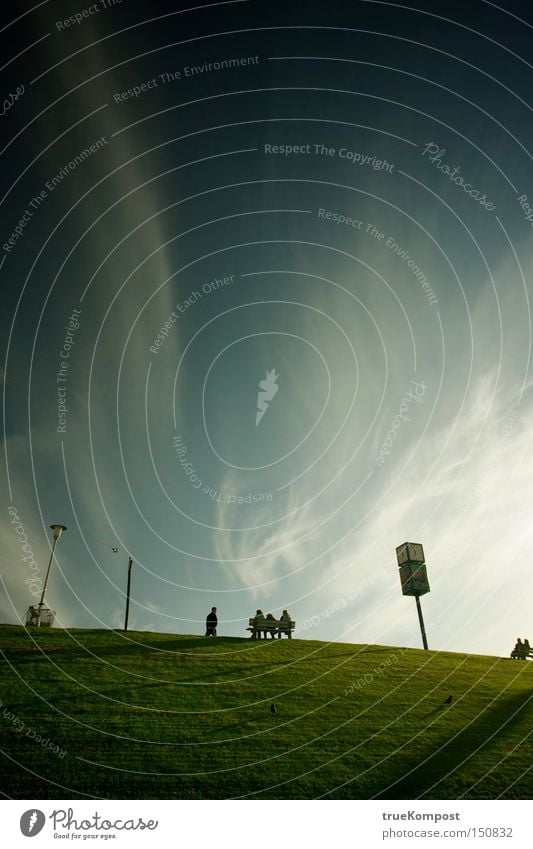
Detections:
[2, 0, 533, 656]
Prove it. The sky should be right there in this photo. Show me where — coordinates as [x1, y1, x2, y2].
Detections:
[2, 0, 533, 657]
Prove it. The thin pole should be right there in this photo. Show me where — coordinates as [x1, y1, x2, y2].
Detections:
[415, 595, 429, 650]
[37, 536, 59, 627]
[124, 557, 133, 631]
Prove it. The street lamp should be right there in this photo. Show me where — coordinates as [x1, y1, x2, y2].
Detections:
[396, 541, 430, 650]
[37, 524, 67, 626]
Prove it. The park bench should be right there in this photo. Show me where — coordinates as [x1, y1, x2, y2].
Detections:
[247, 617, 296, 639]
[510, 647, 532, 660]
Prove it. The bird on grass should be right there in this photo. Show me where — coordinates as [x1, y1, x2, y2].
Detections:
[423, 694, 454, 718]
[270, 703, 277, 719]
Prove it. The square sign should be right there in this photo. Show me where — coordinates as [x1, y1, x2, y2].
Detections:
[396, 541, 425, 566]
[399, 564, 430, 596]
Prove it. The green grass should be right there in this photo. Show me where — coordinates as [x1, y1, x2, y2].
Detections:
[0, 625, 531, 799]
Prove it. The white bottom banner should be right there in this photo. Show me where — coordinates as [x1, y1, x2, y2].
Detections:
[2, 800, 532, 848]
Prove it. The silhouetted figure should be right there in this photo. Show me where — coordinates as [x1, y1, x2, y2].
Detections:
[443, 695, 453, 705]
[265, 613, 277, 639]
[511, 638, 525, 659]
[205, 607, 218, 637]
[27, 605, 39, 626]
[270, 703, 277, 718]
[278, 609, 292, 638]
[252, 609, 266, 639]
[523, 638, 531, 657]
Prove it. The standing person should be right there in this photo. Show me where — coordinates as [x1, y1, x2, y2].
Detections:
[205, 607, 218, 637]
[27, 605, 39, 626]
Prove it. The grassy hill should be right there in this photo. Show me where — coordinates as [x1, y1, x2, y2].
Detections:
[0, 624, 531, 799]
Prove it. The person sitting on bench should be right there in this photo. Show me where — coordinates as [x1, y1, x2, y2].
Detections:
[252, 609, 266, 639]
[265, 612, 277, 639]
[511, 638, 526, 659]
[278, 609, 292, 638]
[523, 638, 531, 656]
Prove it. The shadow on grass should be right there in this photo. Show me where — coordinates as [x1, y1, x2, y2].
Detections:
[373, 690, 533, 799]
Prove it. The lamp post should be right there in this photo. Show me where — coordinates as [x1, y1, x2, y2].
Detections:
[396, 541, 430, 650]
[37, 524, 67, 626]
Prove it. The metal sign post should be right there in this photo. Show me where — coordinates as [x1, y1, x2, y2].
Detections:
[396, 542, 430, 651]
[415, 595, 429, 651]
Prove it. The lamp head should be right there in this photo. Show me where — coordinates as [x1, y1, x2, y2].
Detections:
[50, 524, 67, 540]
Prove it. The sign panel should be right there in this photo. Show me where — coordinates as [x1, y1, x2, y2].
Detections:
[399, 563, 430, 596]
[396, 541, 425, 566]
